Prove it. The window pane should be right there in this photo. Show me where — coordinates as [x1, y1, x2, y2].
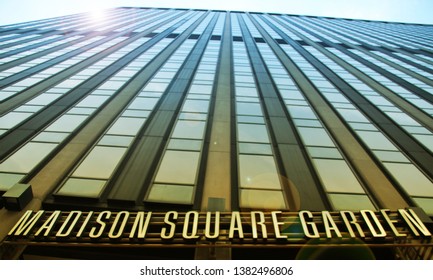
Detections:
[309, 147, 342, 159]
[329, 194, 375, 211]
[0, 173, 25, 191]
[237, 123, 270, 143]
[45, 115, 88, 132]
[239, 143, 273, 155]
[0, 112, 32, 129]
[298, 127, 335, 147]
[171, 120, 205, 139]
[73, 146, 127, 179]
[147, 184, 194, 204]
[56, 178, 106, 198]
[239, 154, 281, 190]
[33, 132, 69, 143]
[312, 159, 365, 193]
[357, 131, 397, 150]
[240, 189, 286, 209]
[168, 139, 202, 151]
[154, 151, 200, 185]
[98, 135, 134, 147]
[0, 142, 57, 173]
[107, 117, 145, 136]
[182, 99, 210, 113]
[413, 197, 433, 216]
[128, 97, 159, 110]
[384, 162, 433, 196]
[237, 102, 263, 116]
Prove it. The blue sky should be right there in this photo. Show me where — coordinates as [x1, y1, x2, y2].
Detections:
[1, 0, 433, 25]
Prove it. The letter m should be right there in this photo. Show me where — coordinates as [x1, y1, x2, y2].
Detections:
[8, 210, 45, 236]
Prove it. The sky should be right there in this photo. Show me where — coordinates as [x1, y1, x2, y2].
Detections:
[0, 0, 433, 26]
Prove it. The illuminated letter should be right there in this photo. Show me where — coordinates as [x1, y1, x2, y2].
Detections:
[360, 210, 386, 237]
[108, 211, 129, 239]
[381, 209, 405, 237]
[56, 211, 82, 238]
[161, 211, 178, 240]
[89, 211, 111, 239]
[251, 211, 267, 239]
[229, 211, 244, 239]
[129, 212, 152, 239]
[76, 211, 93, 238]
[299, 211, 319, 238]
[205, 212, 220, 240]
[271, 211, 287, 239]
[340, 211, 365, 238]
[183, 211, 199, 239]
[35, 211, 61, 237]
[399, 209, 431, 237]
[8, 210, 44, 236]
[322, 211, 342, 238]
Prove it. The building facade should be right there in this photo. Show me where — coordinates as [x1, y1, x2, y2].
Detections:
[0, 7, 432, 259]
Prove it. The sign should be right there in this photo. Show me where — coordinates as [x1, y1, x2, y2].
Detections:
[5, 209, 433, 247]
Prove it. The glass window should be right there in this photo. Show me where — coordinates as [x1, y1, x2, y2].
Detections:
[154, 151, 200, 185]
[312, 159, 365, 193]
[167, 139, 202, 151]
[0, 112, 32, 129]
[107, 117, 145, 136]
[337, 108, 370, 123]
[287, 106, 316, 119]
[413, 197, 433, 216]
[33, 132, 69, 143]
[235, 87, 257, 97]
[240, 189, 286, 209]
[98, 135, 134, 147]
[76, 95, 109, 108]
[298, 127, 335, 147]
[171, 120, 205, 139]
[72, 146, 127, 179]
[357, 131, 397, 151]
[147, 184, 194, 204]
[0, 173, 25, 191]
[384, 162, 433, 197]
[56, 178, 106, 198]
[182, 99, 210, 113]
[239, 154, 281, 190]
[329, 194, 375, 211]
[239, 143, 273, 155]
[236, 102, 263, 116]
[45, 115, 88, 132]
[237, 115, 265, 124]
[237, 123, 270, 143]
[27, 93, 61, 105]
[309, 147, 342, 159]
[373, 150, 410, 163]
[128, 97, 159, 110]
[0, 142, 57, 173]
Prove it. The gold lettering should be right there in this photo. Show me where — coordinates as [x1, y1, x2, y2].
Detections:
[8, 210, 44, 236]
[161, 211, 177, 240]
[299, 211, 319, 238]
[183, 211, 199, 239]
[399, 209, 431, 237]
[129, 212, 152, 239]
[76, 211, 93, 238]
[205, 212, 220, 240]
[229, 211, 244, 239]
[89, 211, 110, 239]
[381, 209, 405, 237]
[56, 211, 82, 238]
[35, 211, 61, 237]
[108, 211, 129, 239]
[360, 210, 386, 237]
[340, 211, 365, 238]
[322, 211, 342, 238]
[251, 211, 267, 239]
[271, 211, 287, 239]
